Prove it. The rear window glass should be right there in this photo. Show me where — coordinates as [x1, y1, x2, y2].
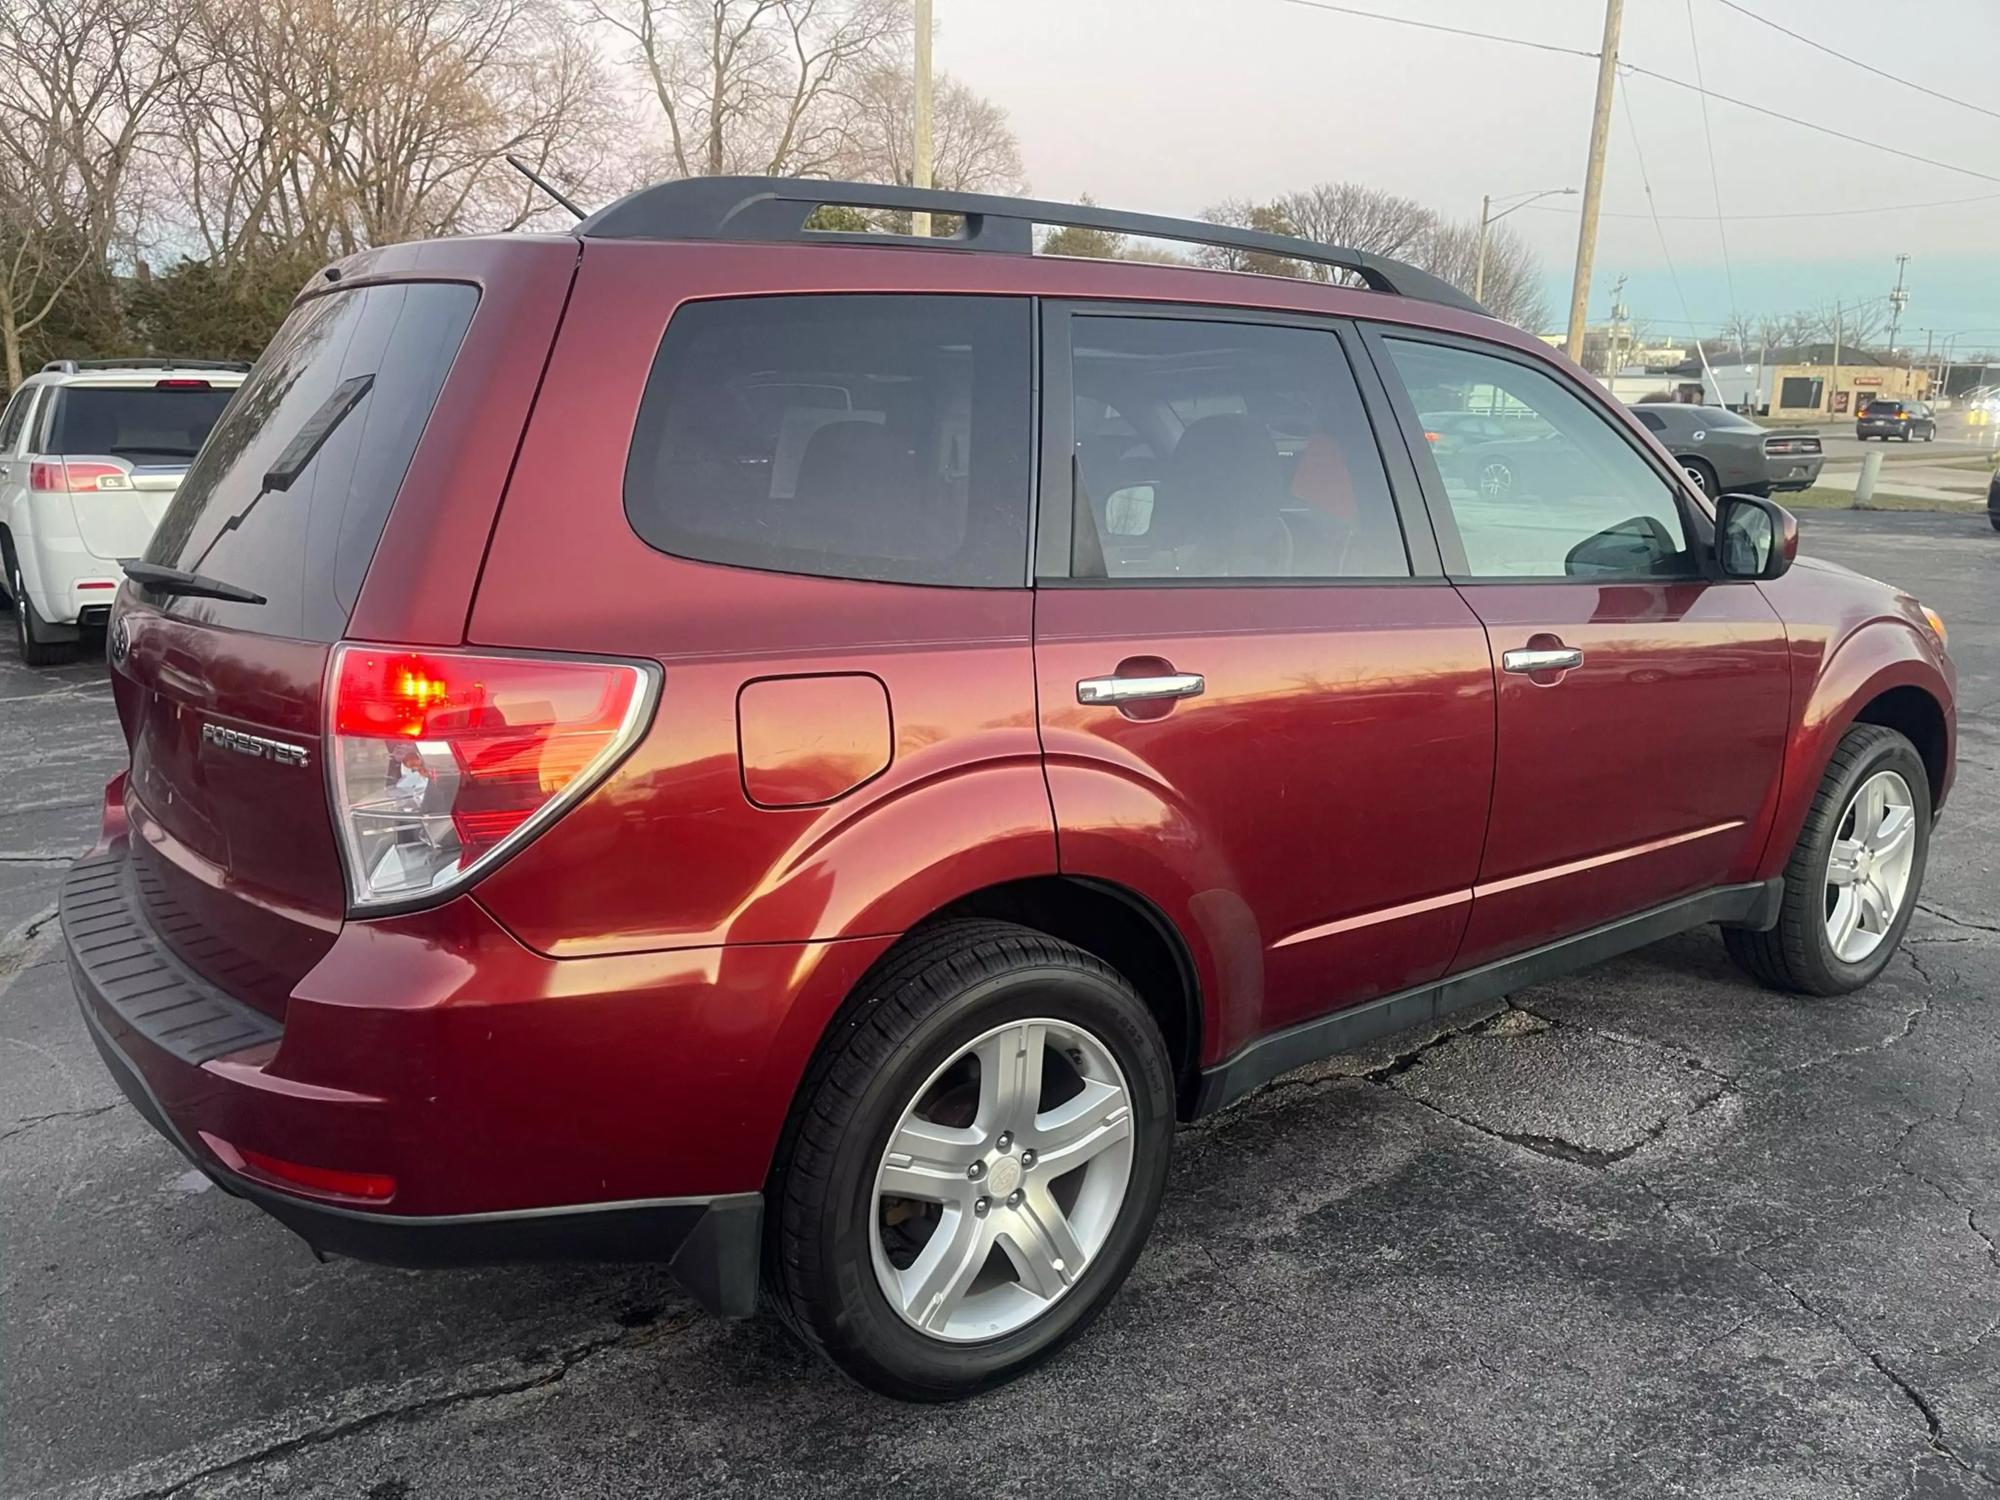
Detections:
[145, 282, 478, 640]
[42, 385, 234, 461]
[624, 295, 1032, 587]
[1863, 400, 1902, 414]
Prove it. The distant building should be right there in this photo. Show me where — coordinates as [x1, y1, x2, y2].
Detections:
[1692, 345, 1930, 416]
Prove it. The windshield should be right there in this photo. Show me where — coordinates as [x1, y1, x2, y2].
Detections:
[43, 385, 235, 461]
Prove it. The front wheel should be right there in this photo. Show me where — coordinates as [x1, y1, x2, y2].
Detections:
[769, 920, 1174, 1400]
[1725, 724, 1930, 995]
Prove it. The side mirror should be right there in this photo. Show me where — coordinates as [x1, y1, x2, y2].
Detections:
[1716, 494, 1798, 580]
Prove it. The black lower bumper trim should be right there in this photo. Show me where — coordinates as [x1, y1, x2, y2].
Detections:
[74, 950, 763, 1318]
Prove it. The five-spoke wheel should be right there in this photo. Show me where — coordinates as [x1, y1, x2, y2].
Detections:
[871, 1018, 1134, 1341]
[770, 921, 1173, 1400]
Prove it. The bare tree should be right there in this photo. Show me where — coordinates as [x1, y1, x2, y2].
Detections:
[1277, 181, 1432, 262]
[0, 0, 189, 382]
[841, 64, 1023, 193]
[1415, 218, 1548, 332]
[587, 0, 906, 180]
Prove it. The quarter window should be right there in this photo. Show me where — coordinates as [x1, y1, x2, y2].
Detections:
[1066, 316, 1410, 581]
[1383, 339, 1696, 581]
[624, 295, 1033, 587]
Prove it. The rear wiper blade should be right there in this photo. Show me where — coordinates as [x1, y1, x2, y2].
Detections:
[120, 560, 267, 606]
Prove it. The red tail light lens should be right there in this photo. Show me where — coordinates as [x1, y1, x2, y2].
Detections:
[29, 459, 131, 493]
[328, 645, 653, 910]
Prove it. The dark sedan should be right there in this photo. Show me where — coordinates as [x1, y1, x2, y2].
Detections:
[1628, 403, 1824, 498]
[1857, 398, 1938, 442]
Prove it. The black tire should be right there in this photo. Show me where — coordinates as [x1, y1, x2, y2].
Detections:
[10, 559, 76, 667]
[1988, 509, 1999, 533]
[1724, 724, 1931, 995]
[1681, 458, 1718, 499]
[768, 919, 1174, 1401]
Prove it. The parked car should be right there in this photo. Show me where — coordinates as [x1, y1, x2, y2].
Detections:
[1856, 398, 1937, 441]
[1, 358, 247, 664]
[1628, 403, 1824, 498]
[63, 180, 1956, 1401]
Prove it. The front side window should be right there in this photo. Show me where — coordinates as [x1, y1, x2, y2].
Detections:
[1383, 338, 1696, 581]
[1066, 316, 1409, 581]
[625, 295, 1032, 587]
[0, 385, 33, 451]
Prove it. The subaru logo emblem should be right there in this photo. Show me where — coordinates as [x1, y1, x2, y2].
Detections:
[109, 615, 130, 664]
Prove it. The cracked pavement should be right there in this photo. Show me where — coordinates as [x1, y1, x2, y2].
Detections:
[3, 509, 1996, 1498]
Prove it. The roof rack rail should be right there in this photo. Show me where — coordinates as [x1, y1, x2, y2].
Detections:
[577, 176, 1488, 316]
[40, 357, 252, 375]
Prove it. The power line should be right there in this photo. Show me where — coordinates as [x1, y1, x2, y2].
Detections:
[1518, 188, 2000, 223]
[1271, 0, 2000, 186]
[1711, 0, 2000, 125]
[1682, 0, 1736, 317]
[1620, 63, 2000, 185]
[1617, 77, 1698, 336]
[1276, 0, 1598, 60]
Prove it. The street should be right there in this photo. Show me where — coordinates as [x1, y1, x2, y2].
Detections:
[2, 509, 1996, 1499]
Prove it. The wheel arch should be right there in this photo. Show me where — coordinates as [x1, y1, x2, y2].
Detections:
[1758, 628, 1954, 879]
[934, 876, 1205, 1117]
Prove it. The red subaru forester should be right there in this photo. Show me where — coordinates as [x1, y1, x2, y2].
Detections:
[65, 179, 1954, 1400]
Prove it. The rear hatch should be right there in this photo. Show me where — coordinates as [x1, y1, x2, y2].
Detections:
[108, 248, 573, 1017]
[38, 379, 239, 559]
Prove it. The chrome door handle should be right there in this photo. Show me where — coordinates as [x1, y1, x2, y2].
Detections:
[1077, 673, 1205, 706]
[1502, 647, 1584, 674]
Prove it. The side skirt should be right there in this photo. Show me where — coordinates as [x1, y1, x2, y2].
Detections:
[1191, 878, 1782, 1117]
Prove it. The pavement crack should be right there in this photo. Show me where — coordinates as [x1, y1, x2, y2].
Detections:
[1504, 999, 1739, 1085]
[1917, 903, 2000, 935]
[1743, 1251, 2000, 1488]
[0, 1103, 117, 1143]
[122, 1318, 695, 1500]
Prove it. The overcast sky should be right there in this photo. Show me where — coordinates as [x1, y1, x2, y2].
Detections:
[937, 0, 2000, 349]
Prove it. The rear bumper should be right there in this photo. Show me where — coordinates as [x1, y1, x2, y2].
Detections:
[72, 982, 761, 1313]
[1765, 458, 1824, 493]
[59, 841, 897, 1317]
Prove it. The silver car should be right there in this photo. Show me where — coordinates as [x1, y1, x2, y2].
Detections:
[1628, 403, 1824, 500]
[0, 359, 246, 663]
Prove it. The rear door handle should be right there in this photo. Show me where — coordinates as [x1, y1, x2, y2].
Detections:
[1077, 673, 1205, 706]
[1502, 647, 1584, 674]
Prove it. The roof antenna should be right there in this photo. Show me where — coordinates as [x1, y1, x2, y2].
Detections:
[505, 154, 587, 221]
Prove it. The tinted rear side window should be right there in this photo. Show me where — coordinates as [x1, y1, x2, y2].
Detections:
[624, 295, 1032, 586]
[145, 282, 478, 640]
[43, 386, 234, 461]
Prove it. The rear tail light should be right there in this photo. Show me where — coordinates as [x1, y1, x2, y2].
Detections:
[327, 645, 655, 911]
[28, 459, 131, 492]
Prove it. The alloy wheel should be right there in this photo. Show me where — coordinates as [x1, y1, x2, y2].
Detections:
[1478, 460, 1514, 498]
[1823, 769, 1917, 963]
[870, 1017, 1134, 1343]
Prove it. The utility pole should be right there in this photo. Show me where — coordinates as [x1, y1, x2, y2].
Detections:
[1886, 253, 1910, 354]
[1829, 301, 1843, 417]
[1607, 274, 1629, 377]
[910, 0, 935, 238]
[1565, 0, 1624, 363]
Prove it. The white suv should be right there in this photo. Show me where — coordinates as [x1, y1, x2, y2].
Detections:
[1, 359, 245, 663]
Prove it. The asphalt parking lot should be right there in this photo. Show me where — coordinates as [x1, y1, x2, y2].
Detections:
[3, 508, 1996, 1499]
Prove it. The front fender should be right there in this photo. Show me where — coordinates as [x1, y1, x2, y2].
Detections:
[1756, 613, 1954, 879]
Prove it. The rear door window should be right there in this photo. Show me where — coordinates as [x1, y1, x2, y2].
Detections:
[0, 385, 34, 452]
[42, 385, 234, 462]
[145, 281, 478, 640]
[624, 294, 1033, 586]
[1064, 315, 1411, 581]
